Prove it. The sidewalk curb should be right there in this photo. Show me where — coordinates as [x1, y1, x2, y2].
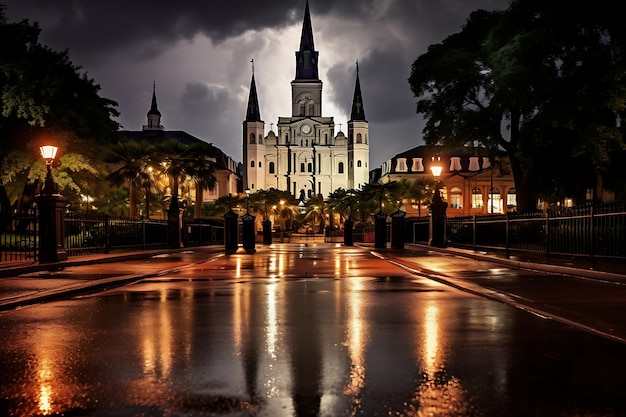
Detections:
[406, 243, 626, 284]
[0, 247, 223, 311]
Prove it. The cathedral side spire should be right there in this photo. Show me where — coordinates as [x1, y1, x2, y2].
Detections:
[148, 81, 161, 117]
[349, 61, 366, 122]
[245, 60, 262, 122]
[295, 0, 319, 81]
[144, 81, 163, 131]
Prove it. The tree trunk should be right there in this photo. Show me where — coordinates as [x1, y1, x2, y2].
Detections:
[194, 183, 204, 220]
[128, 181, 138, 218]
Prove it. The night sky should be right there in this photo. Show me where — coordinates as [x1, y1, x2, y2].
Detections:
[3, 0, 511, 170]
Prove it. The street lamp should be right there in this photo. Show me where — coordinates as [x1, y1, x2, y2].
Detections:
[430, 154, 443, 202]
[245, 188, 251, 213]
[40, 145, 58, 195]
[36, 144, 68, 262]
[429, 153, 447, 247]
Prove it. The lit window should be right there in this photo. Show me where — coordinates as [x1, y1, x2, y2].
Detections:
[507, 187, 517, 209]
[450, 187, 462, 209]
[396, 158, 407, 172]
[472, 187, 483, 208]
[487, 187, 502, 213]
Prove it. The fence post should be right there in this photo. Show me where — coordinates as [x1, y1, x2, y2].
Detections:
[589, 204, 595, 264]
[545, 211, 550, 260]
[142, 218, 146, 250]
[472, 215, 476, 252]
[105, 214, 110, 253]
[505, 212, 510, 259]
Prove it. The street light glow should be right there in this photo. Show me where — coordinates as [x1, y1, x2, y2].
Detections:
[430, 154, 443, 177]
[39, 145, 58, 164]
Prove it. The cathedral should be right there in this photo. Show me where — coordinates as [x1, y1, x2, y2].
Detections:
[243, 1, 370, 200]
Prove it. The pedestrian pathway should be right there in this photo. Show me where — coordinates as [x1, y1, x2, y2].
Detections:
[0, 247, 224, 311]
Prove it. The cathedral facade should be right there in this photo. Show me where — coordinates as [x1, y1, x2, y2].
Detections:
[243, 1, 369, 200]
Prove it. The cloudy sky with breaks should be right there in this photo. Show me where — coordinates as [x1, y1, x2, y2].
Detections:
[3, 0, 510, 169]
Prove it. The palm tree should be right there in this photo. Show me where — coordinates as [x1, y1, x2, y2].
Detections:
[327, 188, 355, 226]
[187, 142, 219, 220]
[105, 141, 152, 218]
[393, 178, 429, 213]
[153, 139, 195, 212]
[361, 181, 399, 215]
[304, 194, 327, 233]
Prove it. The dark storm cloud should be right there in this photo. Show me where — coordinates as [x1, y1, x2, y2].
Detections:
[2, 0, 512, 168]
[3, 0, 378, 65]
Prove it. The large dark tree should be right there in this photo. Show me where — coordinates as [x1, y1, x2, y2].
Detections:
[409, 0, 626, 212]
[0, 4, 120, 213]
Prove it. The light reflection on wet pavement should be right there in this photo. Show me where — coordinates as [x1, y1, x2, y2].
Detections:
[1, 243, 625, 416]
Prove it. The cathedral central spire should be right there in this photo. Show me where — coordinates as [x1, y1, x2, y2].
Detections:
[295, 0, 319, 81]
[246, 60, 262, 122]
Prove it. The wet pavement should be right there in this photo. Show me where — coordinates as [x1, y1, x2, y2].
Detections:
[1, 242, 626, 416]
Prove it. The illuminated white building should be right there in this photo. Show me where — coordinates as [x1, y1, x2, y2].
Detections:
[242, 1, 370, 199]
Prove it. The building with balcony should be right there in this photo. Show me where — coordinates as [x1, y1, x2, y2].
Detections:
[376, 145, 516, 217]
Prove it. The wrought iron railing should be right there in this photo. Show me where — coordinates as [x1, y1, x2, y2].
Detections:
[437, 203, 626, 260]
[0, 209, 38, 263]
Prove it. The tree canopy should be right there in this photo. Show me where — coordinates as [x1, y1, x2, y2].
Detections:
[0, 4, 121, 213]
[409, 0, 626, 212]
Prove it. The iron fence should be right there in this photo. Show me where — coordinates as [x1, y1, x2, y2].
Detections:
[0, 209, 38, 263]
[443, 203, 626, 260]
[183, 222, 224, 246]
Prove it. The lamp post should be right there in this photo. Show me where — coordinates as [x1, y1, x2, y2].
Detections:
[242, 187, 255, 253]
[35, 145, 68, 262]
[429, 154, 448, 247]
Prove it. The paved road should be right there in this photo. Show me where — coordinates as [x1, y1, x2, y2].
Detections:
[1, 243, 626, 343]
[1, 242, 626, 416]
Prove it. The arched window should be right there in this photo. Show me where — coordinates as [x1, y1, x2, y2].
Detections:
[450, 187, 462, 209]
[357, 160, 362, 168]
[258, 161, 262, 168]
[269, 161, 275, 174]
[285, 133, 289, 144]
[324, 133, 328, 144]
[338, 162, 344, 174]
[488, 187, 503, 214]
[300, 162, 305, 172]
[299, 102, 306, 116]
[472, 187, 483, 209]
[308, 103, 315, 115]
[307, 163, 312, 172]
[507, 187, 517, 210]
[356, 133, 362, 143]
[251, 160, 255, 168]
[249, 133, 256, 144]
